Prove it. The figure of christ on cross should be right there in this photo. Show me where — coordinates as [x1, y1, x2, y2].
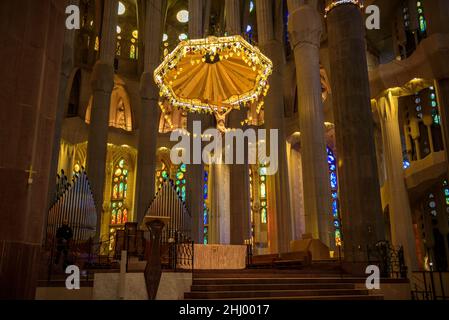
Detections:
[209, 95, 234, 134]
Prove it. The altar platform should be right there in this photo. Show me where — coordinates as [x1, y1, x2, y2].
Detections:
[193, 244, 247, 270]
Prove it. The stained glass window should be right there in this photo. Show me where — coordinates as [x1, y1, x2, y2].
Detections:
[417, 1, 427, 38]
[327, 147, 342, 246]
[116, 41, 121, 56]
[130, 44, 136, 59]
[260, 165, 267, 224]
[94, 36, 99, 51]
[203, 170, 209, 244]
[156, 161, 169, 191]
[443, 181, 449, 206]
[175, 164, 187, 202]
[111, 158, 129, 225]
[430, 86, 440, 125]
[249, 168, 255, 242]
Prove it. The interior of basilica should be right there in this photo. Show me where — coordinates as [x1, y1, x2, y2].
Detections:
[2, 0, 449, 301]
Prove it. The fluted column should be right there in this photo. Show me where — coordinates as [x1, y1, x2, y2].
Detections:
[189, 0, 203, 39]
[256, 0, 293, 253]
[86, 0, 118, 235]
[135, 0, 164, 223]
[378, 92, 418, 272]
[326, 2, 385, 262]
[223, 0, 251, 244]
[288, 4, 332, 247]
[186, 0, 208, 243]
[225, 0, 241, 35]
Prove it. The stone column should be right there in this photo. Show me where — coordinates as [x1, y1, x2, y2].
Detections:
[0, 0, 67, 299]
[47, 0, 80, 209]
[378, 93, 418, 272]
[326, 2, 385, 262]
[426, 0, 449, 35]
[135, 0, 164, 223]
[189, 0, 203, 39]
[86, 0, 118, 234]
[288, 4, 332, 247]
[225, 0, 241, 35]
[186, 0, 208, 243]
[224, 0, 251, 244]
[256, 0, 293, 253]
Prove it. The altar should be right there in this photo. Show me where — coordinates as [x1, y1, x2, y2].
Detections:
[193, 244, 247, 270]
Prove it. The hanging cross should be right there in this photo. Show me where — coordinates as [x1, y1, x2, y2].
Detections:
[25, 165, 37, 185]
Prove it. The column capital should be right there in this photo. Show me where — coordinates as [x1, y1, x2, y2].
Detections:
[288, 5, 323, 49]
[377, 92, 399, 123]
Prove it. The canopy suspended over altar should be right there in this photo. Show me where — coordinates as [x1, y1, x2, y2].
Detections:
[153, 35, 273, 124]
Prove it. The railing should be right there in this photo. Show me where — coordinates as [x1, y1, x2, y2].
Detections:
[366, 241, 408, 279]
[245, 243, 253, 267]
[411, 271, 449, 300]
[164, 240, 195, 273]
[46, 237, 115, 283]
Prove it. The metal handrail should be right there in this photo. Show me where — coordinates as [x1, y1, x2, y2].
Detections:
[411, 271, 449, 300]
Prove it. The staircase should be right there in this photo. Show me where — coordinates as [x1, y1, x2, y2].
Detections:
[185, 262, 384, 300]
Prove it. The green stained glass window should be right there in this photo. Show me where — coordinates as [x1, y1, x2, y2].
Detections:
[111, 159, 129, 225]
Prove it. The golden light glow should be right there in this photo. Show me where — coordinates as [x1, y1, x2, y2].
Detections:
[324, 0, 363, 17]
[132, 30, 138, 39]
[153, 35, 273, 116]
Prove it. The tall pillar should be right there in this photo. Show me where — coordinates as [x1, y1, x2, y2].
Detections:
[223, 0, 251, 244]
[326, 2, 385, 262]
[186, 0, 208, 243]
[135, 0, 164, 223]
[225, 0, 241, 35]
[288, 4, 332, 247]
[0, 0, 67, 299]
[189, 0, 203, 39]
[256, 0, 293, 253]
[86, 0, 118, 235]
[46, 0, 80, 209]
[378, 93, 418, 272]
[426, 0, 449, 35]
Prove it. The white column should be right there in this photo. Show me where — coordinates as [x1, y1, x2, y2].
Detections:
[378, 92, 418, 272]
[288, 5, 332, 246]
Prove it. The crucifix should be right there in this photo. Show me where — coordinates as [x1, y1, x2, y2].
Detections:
[25, 165, 37, 185]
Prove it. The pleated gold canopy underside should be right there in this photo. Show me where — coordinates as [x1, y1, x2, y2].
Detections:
[154, 36, 273, 113]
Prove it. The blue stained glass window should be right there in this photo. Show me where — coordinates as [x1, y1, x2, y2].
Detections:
[403, 160, 411, 169]
[332, 200, 339, 217]
[327, 147, 342, 246]
[330, 172, 338, 189]
[203, 210, 208, 225]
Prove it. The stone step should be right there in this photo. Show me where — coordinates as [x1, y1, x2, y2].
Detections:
[205, 295, 384, 301]
[184, 288, 371, 299]
[37, 279, 94, 288]
[192, 277, 367, 285]
[191, 283, 356, 292]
